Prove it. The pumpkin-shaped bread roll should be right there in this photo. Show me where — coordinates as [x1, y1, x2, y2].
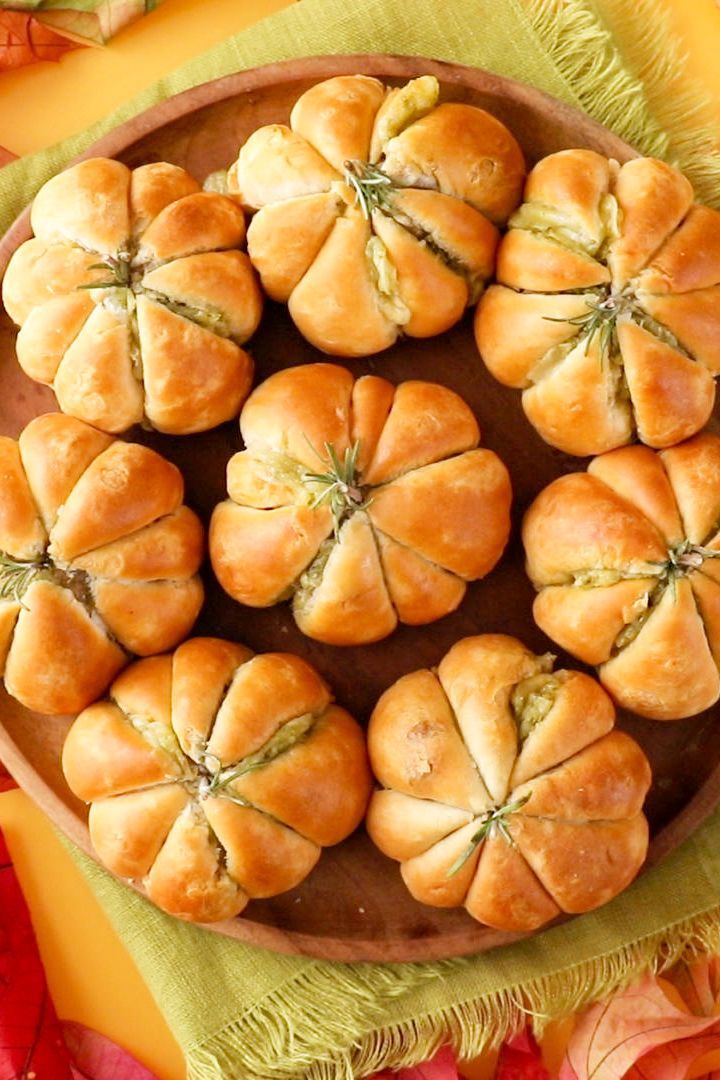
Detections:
[62, 639, 372, 923]
[228, 75, 524, 356]
[366, 634, 651, 932]
[2, 158, 262, 434]
[0, 413, 203, 714]
[209, 363, 512, 645]
[523, 432, 720, 720]
[475, 151, 720, 455]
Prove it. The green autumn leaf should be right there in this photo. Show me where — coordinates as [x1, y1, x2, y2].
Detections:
[1, 0, 160, 46]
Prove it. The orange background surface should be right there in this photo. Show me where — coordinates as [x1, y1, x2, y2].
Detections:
[1, 1, 720, 1078]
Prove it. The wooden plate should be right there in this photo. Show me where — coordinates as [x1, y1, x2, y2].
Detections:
[1, 54, 718, 963]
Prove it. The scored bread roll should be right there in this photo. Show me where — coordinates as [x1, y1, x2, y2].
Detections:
[2, 158, 262, 435]
[366, 634, 651, 932]
[62, 639, 372, 923]
[523, 432, 720, 720]
[475, 150, 720, 456]
[227, 74, 524, 356]
[209, 363, 512, 646]
[0, 413, 203, 714]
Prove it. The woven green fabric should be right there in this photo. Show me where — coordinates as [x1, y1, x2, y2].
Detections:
[5, 0, 720, 1077]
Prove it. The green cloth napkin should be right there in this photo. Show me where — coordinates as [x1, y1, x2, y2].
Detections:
[4, 0, 720, 1077]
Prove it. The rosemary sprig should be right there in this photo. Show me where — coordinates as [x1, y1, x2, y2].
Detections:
[76, 253, 131, 291]
[344, 159, 394, 219]
[544, 292, 625, 358]
[204, 713, 316, 796]
[0, 552, 48, 604]
[302, 440, 372, 540]
[447, 793, 531, 877]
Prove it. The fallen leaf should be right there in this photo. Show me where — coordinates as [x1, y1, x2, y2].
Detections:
[495, 1028, 551, 1079]
[0, 11, 78, 70]
[34, 0, 160, 46]
[370, 1045, 460, 1079]
[623, 1032, 720, 1078]
[0, 762, 17, 791]
[0, 825, 74, 1078]
[62, 1019, 159, 1079]
[665, 957, 720, 1017]
[561, 973, 720, 1080]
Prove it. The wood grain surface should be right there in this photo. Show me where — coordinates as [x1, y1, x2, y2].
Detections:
[1, 54, 718, 963]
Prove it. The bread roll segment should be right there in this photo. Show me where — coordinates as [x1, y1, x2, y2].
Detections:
[2, 238, 105, 325]
[290, 75, 385, 172]
[524, 432, 720, 720]
[63, 639, 372, 923]
[381, 103, 525, 224]
[30, 157, 131, 255]
[475, 150, 720, 455]
[365, 634, 651, 932]
[210, 363, 511, 646]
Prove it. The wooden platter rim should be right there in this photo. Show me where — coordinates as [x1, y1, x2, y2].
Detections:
[0, 52, 716, 963]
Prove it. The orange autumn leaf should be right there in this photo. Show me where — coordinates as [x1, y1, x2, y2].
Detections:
[560, 971, 720, 1080]
[0, 12, 79, 70]
[665, 957, 720, 1018]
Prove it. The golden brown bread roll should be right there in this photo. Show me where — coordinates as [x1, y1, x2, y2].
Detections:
[209, 363, 512, 645]
[2, 159, 262, 435]
[227, 74, 524, 356]
[474, 150, 720, 455]
[523, 432, 720, 720]
[62, 638, 372, 923]
[0, 413, 204, 714]
[366, 634, 651, 931]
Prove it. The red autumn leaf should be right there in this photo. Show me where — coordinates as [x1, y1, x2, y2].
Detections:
[495, 1028, 551, 1079]
[0, 12, 79, 71]
[0, 826, 74, 1078]
[0, 761, 17, 791]
[560, 973, 720, 1080]
[623, 1032, 720, 1078]
[62, 1019, 159, 1079]
[369, 1045, 460, 1079]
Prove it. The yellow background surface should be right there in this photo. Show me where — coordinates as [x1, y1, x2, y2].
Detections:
[1, 1, 719, 1077]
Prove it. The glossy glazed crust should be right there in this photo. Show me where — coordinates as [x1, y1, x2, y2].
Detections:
[475, 150, 720, 456]
[135, 297, 254, 435]
[290, 74, 385, 171]
[229, 75, 522, 356]
[0, 414, 204, 714]
[209, 363, 511, 645]
[522, 149, 611, 250]
[2, 158, 260, 435]
[381, 103, 525, 225]
[523, 434, 720, 719]
[29, 157, 131, 255]
[5, 582, 127, 716]
[365, 634, 651, 931]
[62, 639, 372, 923]
[522, 469, 667, 586]
[287, 207, 399, 357]
[245, 191, 343, 302]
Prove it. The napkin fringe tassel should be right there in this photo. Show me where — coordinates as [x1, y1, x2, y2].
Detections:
[186, 906, 720, 1080]
[523, 0, 720, 206]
